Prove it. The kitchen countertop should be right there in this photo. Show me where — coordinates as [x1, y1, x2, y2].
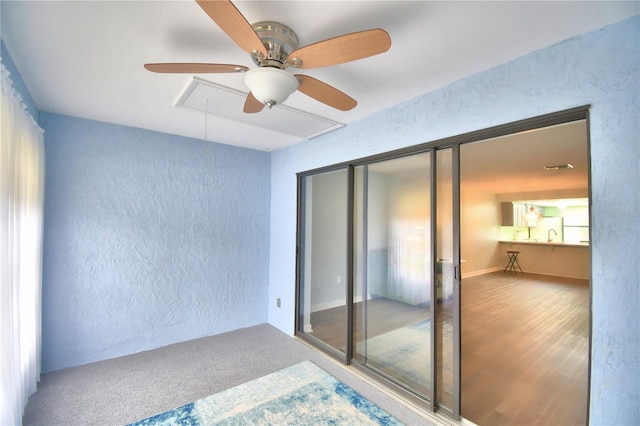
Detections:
[499, 240, 589, 247]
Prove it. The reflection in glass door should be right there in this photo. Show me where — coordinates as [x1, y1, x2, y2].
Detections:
[297, 168, 348, 355]
[353, 154, 433, 398]
[296, 149, 461, 417]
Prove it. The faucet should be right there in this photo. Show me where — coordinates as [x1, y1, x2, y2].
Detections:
[548, 229, 558, 242]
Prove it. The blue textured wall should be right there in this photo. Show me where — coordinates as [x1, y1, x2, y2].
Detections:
[269, 16, 639, 423]
[40, 113, 271, 372]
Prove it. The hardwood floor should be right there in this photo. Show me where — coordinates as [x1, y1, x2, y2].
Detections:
[304, 271, 590, 426]
[462, 272, 589, 426]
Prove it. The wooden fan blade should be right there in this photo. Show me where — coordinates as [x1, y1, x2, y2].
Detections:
[195, 0, 267, 57]
[144, 63, 248, 73]
[243, 92, 265, 113]
[295, 74, 357, 111]
[288, 29, 391, 69]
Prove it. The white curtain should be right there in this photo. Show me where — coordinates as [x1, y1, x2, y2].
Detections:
[0, 63, 45, 425]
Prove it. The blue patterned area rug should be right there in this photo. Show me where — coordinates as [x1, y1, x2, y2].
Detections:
[128, 361, 403, 425]
[363, 320, 452, 398]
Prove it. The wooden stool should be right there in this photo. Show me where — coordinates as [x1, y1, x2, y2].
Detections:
[504, 250, 523, 273]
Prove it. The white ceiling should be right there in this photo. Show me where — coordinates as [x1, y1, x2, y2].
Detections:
[1, 1, 638, 151]
[460, 120, 589, 194]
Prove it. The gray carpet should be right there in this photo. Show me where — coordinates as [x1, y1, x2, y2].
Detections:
[22, 324, 442, 426]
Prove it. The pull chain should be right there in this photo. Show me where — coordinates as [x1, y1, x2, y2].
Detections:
[203, 99, 209, 155]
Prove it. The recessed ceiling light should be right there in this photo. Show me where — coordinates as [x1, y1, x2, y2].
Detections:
[543, 164, 574, 170]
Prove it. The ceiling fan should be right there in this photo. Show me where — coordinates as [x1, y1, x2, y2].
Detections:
[144, 0, 391, 113]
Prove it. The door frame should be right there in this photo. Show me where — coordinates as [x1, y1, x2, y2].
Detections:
[294, 105, 592, 422]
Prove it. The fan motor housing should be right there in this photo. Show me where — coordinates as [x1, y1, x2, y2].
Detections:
[251, 21, 298, 68]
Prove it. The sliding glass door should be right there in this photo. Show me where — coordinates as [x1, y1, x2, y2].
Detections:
[296, 149, 460, 415]
[295, 107, 590, 424]
[353, 154, 433, 398]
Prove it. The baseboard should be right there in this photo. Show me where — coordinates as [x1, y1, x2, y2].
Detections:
[518, 270, 590, 281]
[462, 266, 503, 279]
[311, 268, 586, 312]
[311, 294, 365, 313]
[464, 267, 589, 281]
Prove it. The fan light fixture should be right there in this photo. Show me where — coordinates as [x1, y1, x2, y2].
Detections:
[145, 1, 391, 113]
[243, 68, 299, 109]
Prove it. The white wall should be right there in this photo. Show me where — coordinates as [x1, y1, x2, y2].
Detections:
[460, 188, 502, 277]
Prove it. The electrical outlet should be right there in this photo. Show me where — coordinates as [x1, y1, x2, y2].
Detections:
[276, 298, 281, 308]
[336, 275, 342, 284]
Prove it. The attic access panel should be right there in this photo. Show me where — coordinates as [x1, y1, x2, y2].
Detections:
[175, 77, 344, 140]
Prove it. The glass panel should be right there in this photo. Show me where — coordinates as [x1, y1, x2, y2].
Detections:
[298, 169, 348, 353]
[436, 148, 455, 410]
[353, 154, 432, 398]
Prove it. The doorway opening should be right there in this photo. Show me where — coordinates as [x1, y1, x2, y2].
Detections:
[460, 119, 590, 425]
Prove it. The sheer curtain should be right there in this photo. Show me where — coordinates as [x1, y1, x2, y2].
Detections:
[1, 63, 45, 425]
